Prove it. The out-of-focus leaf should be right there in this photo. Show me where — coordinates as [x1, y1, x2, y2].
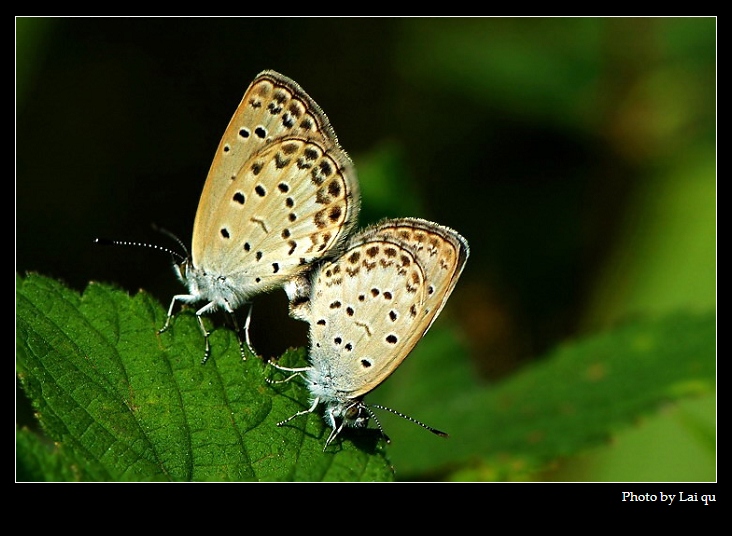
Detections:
[371, 310, 715, 480]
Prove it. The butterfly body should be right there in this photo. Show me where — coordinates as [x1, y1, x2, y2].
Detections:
[274, 217, 469, 449]
[163, 70, 360, 362]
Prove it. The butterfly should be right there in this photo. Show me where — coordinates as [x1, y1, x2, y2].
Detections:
[271, 217, 469, 450]
[97, 70, 360, 363]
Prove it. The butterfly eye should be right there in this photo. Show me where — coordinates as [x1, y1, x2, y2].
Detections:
[177, 260, 188, 279]
[344, 403, 369, 429]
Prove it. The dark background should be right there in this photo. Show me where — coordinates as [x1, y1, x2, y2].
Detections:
[16, 17, 716, 480]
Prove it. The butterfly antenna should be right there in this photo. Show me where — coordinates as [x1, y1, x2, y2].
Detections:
[95, 223, 190, 265]
[362, 404, 391, 444]
[93, 237, 187, 264]
[370, 404, 448, 438]
[150, 223, 191, 260]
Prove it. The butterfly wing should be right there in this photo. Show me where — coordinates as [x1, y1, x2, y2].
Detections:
[361, 217, 469, 336]
[195, 137, 359, 293]
[305, 236, 429, 399]
[190, 70, 359, 293]
[305, 219, 469, 399]
[193, 71, 339, 242]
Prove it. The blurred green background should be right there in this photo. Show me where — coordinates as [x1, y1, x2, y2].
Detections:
[16, 17, 716, 481]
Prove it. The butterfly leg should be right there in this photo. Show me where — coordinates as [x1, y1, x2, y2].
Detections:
[276, 396, 320, 427]
[265, 360, 311, 384]
[157, 294, 213, 363]
[241, 302, 255, 358]
[224, 303, 255, 361]
[195, 317, 212, 364]
[323, 410, 349, 451]
[268, 361, 311, 373]
[158, 294, 188, 334]
[192, 301, 218, 364]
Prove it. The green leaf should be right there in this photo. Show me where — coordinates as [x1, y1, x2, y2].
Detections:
[16, 426, 82, 482]
[372, 309, 716, 480]
[16, 273, 393, 481]
[16, 273, 715, 481]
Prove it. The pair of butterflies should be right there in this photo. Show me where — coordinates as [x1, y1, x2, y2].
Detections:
[116, 70, 469, 450]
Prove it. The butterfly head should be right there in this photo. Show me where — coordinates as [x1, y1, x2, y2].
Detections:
[326, 399, 370, 431]
[322, 399, 373, 450]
